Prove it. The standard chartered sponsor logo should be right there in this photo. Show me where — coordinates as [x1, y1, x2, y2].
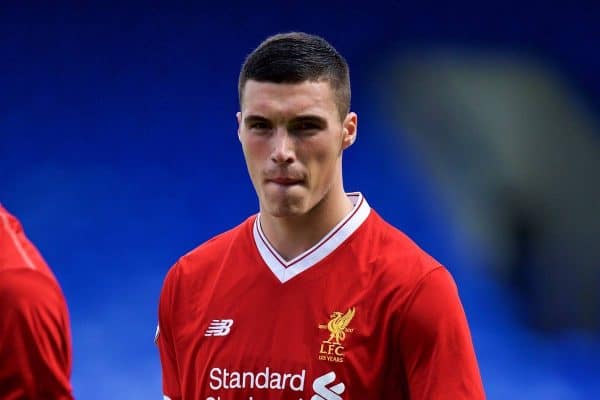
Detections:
[209, 367, 306, 391]
[206, 368, 345, 400]
[311, 371, 345, 400]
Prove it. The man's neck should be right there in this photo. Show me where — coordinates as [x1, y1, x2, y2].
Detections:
[259, 190, 354, 261]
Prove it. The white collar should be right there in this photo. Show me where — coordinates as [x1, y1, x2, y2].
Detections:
[253, 192, 370, 283]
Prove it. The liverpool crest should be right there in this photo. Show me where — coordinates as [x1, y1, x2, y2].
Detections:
[317, 307, 355, 363]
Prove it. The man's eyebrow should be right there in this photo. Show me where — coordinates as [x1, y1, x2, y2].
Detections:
[243, 115, 269, 124]
[290, 115, 327, 124]
[242, 114, 327, 125]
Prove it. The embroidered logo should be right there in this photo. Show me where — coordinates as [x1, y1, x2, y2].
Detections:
[318, 307, 355, 363]
[204, 319, 234, 336]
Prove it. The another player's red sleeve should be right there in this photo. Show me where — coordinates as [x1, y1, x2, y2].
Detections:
[397, 267, 485, 399]
[0, 268, 73, 400]
[157, 263, 182, 400]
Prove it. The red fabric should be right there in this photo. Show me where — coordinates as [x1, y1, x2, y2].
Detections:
[0, 205, 73, 399]
[157, 210, 485, 399]
[395, 267, 485, 399]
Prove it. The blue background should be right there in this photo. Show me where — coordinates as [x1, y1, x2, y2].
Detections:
[2, 2, 599, 398]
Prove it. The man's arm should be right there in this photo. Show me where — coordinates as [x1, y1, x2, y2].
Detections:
[397, 267, 485, 399]
[0, 268, 73, 400]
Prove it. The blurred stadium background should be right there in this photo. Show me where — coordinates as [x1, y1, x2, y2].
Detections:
[1, 2, 599, 399]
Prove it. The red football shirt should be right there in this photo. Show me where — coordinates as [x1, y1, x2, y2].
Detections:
[0, 205, 74, 400]
[157, 193, 484, 399]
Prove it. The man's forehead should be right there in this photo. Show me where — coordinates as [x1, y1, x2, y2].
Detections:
[241, 80, 337, 114]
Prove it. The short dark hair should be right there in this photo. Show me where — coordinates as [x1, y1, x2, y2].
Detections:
[238, 32, 351, 120]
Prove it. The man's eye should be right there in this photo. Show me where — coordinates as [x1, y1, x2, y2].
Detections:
[249, 122, 270, 130]
[292, 122, 321, 133]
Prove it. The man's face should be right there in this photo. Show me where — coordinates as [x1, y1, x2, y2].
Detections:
[237, 80, 357, 218]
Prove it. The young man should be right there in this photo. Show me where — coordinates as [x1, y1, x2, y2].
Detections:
[0, 204, 74, 399]
[157, 32, 485, 399]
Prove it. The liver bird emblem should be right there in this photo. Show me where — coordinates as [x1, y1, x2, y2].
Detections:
[319, 307, 356, 344]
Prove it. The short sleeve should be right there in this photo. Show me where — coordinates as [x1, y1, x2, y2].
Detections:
[397, 267, 485, 399]
[157, 263, 182, 400]
[0, 269, 73, 399]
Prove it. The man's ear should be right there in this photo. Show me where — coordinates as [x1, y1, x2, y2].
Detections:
[236, 111, 242, 142]
[341, 112, 358, 150]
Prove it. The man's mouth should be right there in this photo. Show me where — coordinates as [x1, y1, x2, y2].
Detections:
[268, 177, 303, 186]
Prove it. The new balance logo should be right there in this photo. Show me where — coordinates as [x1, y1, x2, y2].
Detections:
[312, 371, 345, 400]
[204, 319, 234, 336]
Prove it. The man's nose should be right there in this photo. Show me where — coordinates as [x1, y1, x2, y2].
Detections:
[270, 128, 295, 164]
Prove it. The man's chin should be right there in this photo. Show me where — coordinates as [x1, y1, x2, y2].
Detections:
[261, 198, 307, 218]
[259, 187, 312, 216]
[264, 205, 305, 218]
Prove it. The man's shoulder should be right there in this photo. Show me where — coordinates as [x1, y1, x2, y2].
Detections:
[184, 215, 254, 261]
[169, 215, 255, 276]
[367, 211, 442, 284]
[0, 268, 66, 316]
